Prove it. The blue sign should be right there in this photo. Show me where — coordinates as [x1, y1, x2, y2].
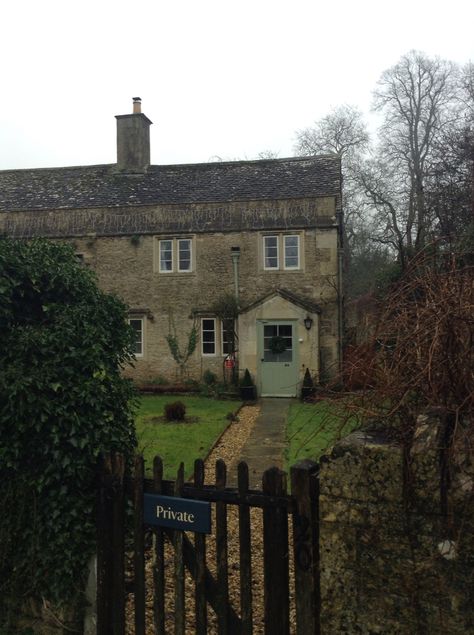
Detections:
[144, 494, 212, 534]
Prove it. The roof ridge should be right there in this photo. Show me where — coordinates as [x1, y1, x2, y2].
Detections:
[0, 153, 339, 175]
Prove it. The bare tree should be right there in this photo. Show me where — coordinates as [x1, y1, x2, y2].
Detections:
[256, 149, 280, 160]
[461, 62, 474, 119]
[363, 51, 460, 265]
[295, 104, 369, 163]
[295, 106, 374, 296]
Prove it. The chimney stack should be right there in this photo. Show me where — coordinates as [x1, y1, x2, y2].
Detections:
[116, 98, 152, 173]
[133, 97, 142, 114]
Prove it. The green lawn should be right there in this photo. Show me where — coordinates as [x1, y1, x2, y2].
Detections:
[286, 400, 358, 468]
[135, 395, 241, 478]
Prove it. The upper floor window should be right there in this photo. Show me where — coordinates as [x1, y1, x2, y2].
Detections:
[178, 238, 192, 272]
[263, 233, 301, 270]
[264, 236, 279, 269]
[157, 237, 194, 273]
[284, 235, 300, 269]
[159, 240, 173, 272]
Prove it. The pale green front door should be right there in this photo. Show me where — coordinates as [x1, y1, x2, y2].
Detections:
[258, 321, 299, 397]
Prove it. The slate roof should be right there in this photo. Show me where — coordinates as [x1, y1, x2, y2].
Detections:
[0, 155, 341, 212]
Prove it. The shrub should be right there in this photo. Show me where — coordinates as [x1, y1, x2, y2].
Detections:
[203, 369, 217, 385]
[301, 367, 316, 401]
[0, 238, 137, 622]
[164, 401, 187, 421]
[149, 375, 169, 386]
[240, 368, 254, 387]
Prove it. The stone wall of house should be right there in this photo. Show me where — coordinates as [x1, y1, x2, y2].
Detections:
[2, 195, 340, 384]
[70, 221, 339, 384]
[319, 416, 474, 634]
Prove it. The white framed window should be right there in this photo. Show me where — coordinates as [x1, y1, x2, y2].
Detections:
[178, 238, 192, 272]
[284, 235, 300, 269]
[156, 236, 195, 273]
[262, 233, 302, 270]
[128, 318, 144, 357]
[201, 318, 216, 356]
[263, 235, 279, 269]
[159, 239, 173, 272]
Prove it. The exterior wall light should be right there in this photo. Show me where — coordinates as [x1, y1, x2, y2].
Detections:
[304, 316, 313, 330]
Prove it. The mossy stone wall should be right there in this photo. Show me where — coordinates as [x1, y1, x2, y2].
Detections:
[319, 417, 474, 633]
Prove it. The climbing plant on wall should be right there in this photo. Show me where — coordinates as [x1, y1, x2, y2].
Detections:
[165, 314, 198, 381]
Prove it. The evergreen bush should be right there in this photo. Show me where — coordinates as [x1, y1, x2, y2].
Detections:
[301, 367, 316, 401]
[0, 238, 137, 623]
[164, 401, 187, 421]
[203, 369, 217, 385]
[240, 368, 254, 387]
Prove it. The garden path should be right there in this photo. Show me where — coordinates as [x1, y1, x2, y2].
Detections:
[228, 398, 292, 488]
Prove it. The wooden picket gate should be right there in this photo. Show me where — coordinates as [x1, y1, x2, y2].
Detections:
[97, 454, 320, 635]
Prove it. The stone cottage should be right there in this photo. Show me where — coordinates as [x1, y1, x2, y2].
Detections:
[0, 99, 343, 396]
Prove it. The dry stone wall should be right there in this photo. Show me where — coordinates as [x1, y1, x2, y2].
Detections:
[319, 417, 474, 633]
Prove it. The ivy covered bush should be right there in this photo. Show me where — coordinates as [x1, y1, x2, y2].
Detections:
[0, 238, 137, 622]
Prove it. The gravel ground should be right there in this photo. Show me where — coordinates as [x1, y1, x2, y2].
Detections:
[124, 403, 288, 634]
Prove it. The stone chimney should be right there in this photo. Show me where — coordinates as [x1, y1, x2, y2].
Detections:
[115, 97, 152, 173]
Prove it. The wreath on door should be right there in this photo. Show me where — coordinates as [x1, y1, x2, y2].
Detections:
[269, 335, 287, 355]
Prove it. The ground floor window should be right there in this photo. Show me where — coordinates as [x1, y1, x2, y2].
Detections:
[201, 318, 216, 355]
[221, 318, 235, 356]
[201, 318, 236, 356]
[128, 318, 144, 357]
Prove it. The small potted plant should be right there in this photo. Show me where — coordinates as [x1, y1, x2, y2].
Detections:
[240, 368, 257, 401]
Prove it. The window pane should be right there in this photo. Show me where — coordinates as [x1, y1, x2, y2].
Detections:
[263, 350, 278, 362]
[279, 325, 292, 337]
[263, 323, 293, 362]
[159, 240, 173, 271]
[222, 319, 234, 355]
[280, 324, 292, 360]
[264, 236, 278, 269]
[284, 235, 299, 268]
[264, 325, 278, 337]
[201, 319, 216, 355]
[178, 239, 191, 271]
[129, 319, 143, 356]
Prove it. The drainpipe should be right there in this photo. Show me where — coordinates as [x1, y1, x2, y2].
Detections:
[230, 247, 241, 384]
[230, 247, 240, 302]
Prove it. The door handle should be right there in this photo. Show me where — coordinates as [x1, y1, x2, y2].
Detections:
[284, 363, 290, 367]
[261, 358, 264, 362]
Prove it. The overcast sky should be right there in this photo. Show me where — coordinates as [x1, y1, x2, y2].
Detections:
[1, 0, 473, 170]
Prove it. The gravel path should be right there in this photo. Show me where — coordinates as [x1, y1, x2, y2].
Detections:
[126, 403, 280, 634]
